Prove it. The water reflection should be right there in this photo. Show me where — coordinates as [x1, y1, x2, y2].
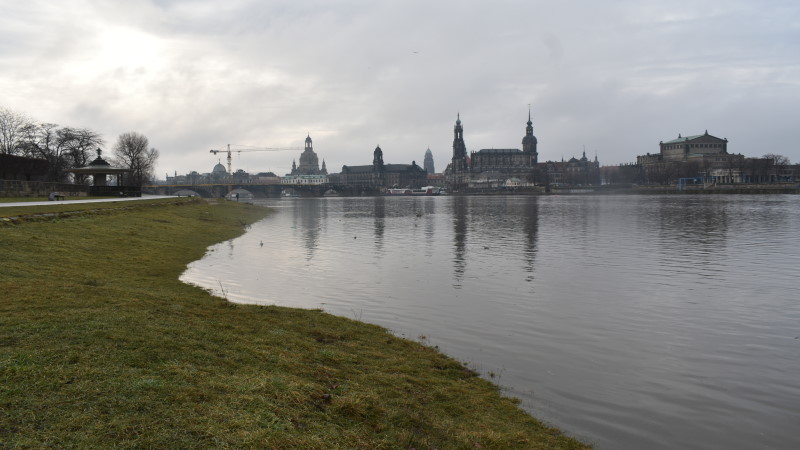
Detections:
[373, 196, 385, 255]
[522, 198, 539, 281]
[451, 195, 468, 287]
[655, 197, 729, 263]
[293, 199, 326, 260]
[423, 198, 437, 257]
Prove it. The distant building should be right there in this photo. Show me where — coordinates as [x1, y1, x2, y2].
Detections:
[165, 161, 236, 185]
[448, 114, 470, 188]
[281, 174, 328, 185]
[291, 134, 327, 175]
[232, 169, 250, 184]
[636, 131, 742, 184]
[659, 131, 728, 162]
[444, 109, 599, 189]
[423, 148, 435, 174]
[469, 109, 538, 176]
[211, 161, 227, 183]
[543, 152, 600, 186]
[253, 172, 281, 184]
[339, 145, 427, 189]
[427, 172, 445, 187]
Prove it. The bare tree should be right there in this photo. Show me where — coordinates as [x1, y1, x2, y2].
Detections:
[724, 155, 745, 184]
[2, 108, 105, 182]
[0, 106, 34, 155]
[60, 127, 105, 184]
[763, 153, 790, 182]
[112, 132, 159, 186]
[744, 157, 771, 183]
[21, 122, 71, 182]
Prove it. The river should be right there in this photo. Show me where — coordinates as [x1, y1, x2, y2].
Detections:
[181, 194, 800, 449]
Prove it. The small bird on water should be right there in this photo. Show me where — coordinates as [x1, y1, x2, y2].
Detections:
[260, 240, 264, 247]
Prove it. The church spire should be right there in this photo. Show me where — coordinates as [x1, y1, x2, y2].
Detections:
[527, 104, 532, 126]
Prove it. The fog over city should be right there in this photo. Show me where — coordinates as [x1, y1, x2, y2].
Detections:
[2, 0, 798, 177]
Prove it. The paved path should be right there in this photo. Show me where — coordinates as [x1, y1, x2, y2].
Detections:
[0, 195, 176, 208]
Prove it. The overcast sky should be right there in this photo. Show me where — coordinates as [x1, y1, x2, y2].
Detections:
[2, 0, 798, 177]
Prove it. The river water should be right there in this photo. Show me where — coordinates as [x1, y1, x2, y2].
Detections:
[181, 195, 800, 449]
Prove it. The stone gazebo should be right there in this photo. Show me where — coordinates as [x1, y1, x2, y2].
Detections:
[69, 149, 139, 197]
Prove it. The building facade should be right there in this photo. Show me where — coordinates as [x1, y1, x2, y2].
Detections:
[339, 145, 427, 189]
[281, 174, 328, 185]
[469, 109, 539, 176]
[636, 131, 740, 184]
[444, 110, 597, 189]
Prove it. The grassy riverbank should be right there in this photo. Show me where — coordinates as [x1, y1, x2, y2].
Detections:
[1, 198, 588, 448]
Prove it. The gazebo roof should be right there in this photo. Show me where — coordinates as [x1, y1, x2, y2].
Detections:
[68, 149, 132, 174]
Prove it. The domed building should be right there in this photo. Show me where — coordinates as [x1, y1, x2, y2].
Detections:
[211, 160, 227, 182]
[291, 134, 327, 175]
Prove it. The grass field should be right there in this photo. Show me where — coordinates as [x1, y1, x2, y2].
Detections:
[0, 198, 588, 448]
[0, 197, 121, 203]
[0, 197, 169, 219]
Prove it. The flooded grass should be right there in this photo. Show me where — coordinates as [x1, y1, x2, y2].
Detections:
[0, 198, 588, 448]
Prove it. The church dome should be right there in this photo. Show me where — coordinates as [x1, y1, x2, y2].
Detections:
[212, 162, 227, 175]
[522, 135, 537, 145]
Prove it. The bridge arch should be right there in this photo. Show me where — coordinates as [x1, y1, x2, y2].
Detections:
[173, 189, 201, 197]
[173, 188, 211, 198]
[226, 188, 255, 200]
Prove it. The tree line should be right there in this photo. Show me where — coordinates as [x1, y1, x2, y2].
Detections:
[1, 106, 158, 185]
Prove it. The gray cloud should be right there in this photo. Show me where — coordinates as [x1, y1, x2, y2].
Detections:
[2, 0, 798, 176]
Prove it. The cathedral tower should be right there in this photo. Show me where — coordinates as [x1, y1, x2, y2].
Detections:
[450, 114, 469, 186]
[522, 107, 538, 164]
[423, 148, 435, 174]
[373, 145, 385, 170]
[373, 145, 385, 187]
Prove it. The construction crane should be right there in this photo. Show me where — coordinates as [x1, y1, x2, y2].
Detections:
[209, 144, 302, 193]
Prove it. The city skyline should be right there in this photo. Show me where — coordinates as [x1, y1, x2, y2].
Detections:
[2, 1, 798, 177]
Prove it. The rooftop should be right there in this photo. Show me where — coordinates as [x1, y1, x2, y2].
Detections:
[475, 148, 522, 154]
[662, 134, 705, 144]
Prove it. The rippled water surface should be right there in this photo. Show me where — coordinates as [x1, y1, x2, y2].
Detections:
[182, 195, 800, 449]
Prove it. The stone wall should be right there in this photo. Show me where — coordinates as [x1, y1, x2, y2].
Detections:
[0, 180, 88, 197]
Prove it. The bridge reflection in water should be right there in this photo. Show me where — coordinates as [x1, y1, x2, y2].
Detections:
[142, 183, 379, 198]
